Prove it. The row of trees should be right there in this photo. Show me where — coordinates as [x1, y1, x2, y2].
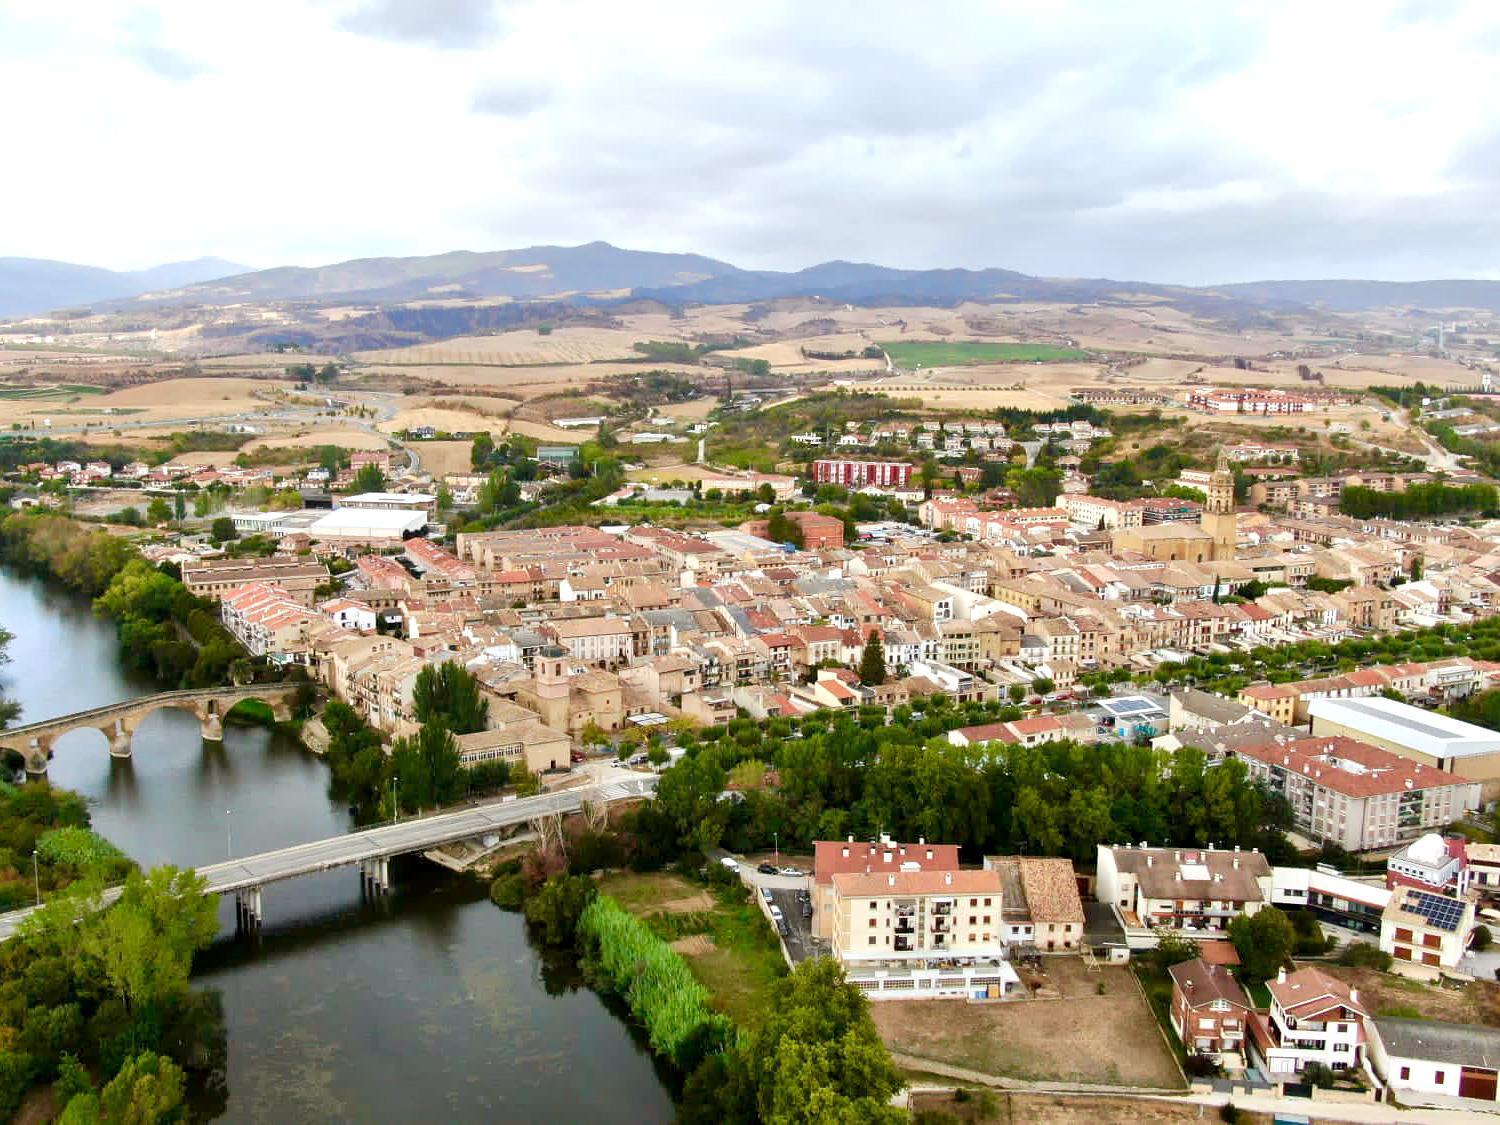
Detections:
[1340, 481, 1498, 520]
[646, 701, 1289, 863]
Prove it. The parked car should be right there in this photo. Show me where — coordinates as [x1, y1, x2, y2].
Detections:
[719, 856, 740, 872]
[778, 866, 804, 877]
[761, 887, 773, 902]
[756, 862, 778, 875]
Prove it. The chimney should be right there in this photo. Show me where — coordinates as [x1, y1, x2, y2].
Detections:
[919, 837, 926, 846]
[1146, 856, 1154, 867]
[1277, 967, 1287, 984]
[1233, 857, 1240, 870]
[944, 872, 953, 885]
[842, 847, 849, 858]
[847, 834, 854, 844]
[1350, 988, 1359, 1003]
[888, 874, 895, 887]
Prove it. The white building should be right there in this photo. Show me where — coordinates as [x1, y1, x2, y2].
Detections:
[1379, 885, 1475, 973]
[1251, 967, 1369, 1077]
[1370, 1018, 1500, 1105]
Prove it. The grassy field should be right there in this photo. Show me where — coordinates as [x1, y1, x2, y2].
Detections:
[881, 341, 1091, 367]
[595, 870, 787, 1028]
[0, 383, 108, 400]
[873, 959, 1183, 1089]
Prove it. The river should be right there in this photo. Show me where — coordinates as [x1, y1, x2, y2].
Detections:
[0, 567, 674, 1122]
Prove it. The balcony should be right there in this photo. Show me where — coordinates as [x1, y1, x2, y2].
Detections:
[932, 903, 953, 916]
[895, 921, 914, 935]
[931, 919, 950, 933]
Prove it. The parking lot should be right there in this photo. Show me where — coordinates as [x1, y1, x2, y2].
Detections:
[721, 854, 822, 965]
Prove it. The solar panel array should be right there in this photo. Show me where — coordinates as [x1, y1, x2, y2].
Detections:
[1408, 889, 1465, 933]
[1101, 696, 1162, 718]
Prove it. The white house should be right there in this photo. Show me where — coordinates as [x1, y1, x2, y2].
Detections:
[1370, 1017, 1500, 1104]
[1250, 966, 1368, 1077]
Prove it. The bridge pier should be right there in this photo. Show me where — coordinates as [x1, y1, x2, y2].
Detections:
[109, 719, 134, 759]
[200, 713, 224, 743]
[361, 857, 391, 896]
[234, 887, 264, 931]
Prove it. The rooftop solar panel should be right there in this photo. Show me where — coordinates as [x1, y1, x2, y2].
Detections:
[1408, 890, 1464, 933]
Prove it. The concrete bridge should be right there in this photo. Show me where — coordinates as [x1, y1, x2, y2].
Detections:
[0, 685, 302, 776]
[0, 775, 656, 940]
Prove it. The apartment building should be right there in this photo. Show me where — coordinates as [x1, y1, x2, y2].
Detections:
[182, 555, 329, 606]
[544, 616, 636, 667]
[1229, 735, 1480, 852]
[812, 837, 961, 940]
[219, 582, 323, 663]
[812, 459, 914, 488]
[1095, 844, 1272, 937]
[829, 868, 1007, 965]
[1251, 967, 1369, 1076]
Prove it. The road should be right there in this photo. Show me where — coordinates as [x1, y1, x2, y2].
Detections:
[0, 773, 656, 941]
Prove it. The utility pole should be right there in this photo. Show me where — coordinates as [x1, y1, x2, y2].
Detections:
[226, 809, 232, 859]
[32, 852, 40, 906]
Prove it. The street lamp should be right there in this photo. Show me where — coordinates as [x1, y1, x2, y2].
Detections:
[391, 776, 400, 823]
[32, 852, 40, 907]
[773, 831, 779, 864]
[226, 809, 232, 859]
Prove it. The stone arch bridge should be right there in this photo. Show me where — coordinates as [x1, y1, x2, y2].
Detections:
[0, 685, 301, 776]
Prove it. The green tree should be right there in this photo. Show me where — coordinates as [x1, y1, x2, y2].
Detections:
[389, 721, 464, 811]
[1229, 906, 1296, 982]
[471, 433, 495, 469]
[1149, 931, 1201, 975]
[0, 624, 18, 727]
[209, 517, 238, 542]
[145, 497, 171, 525]
[523, 874, 597, 947]
[412, 662, 490, 734]
[80, 867, 220, 1012]
[857, 630, 887, 685]
[740, 959, 904, 1125]
[352, 463, 386, 492]
[92, 1051, 185, 1124]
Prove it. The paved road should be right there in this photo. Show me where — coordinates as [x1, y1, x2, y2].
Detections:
[0, 776, 656, 940]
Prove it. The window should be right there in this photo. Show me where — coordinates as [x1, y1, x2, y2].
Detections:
[983, 916, 991, 925]
[984, 897, 992, 906]
[1400, 1066, 1410, 1081]
[869, 918, 877, 927]
[968, 915, 976, 925]
[1435, 1071, 1444, 1083]
[870, 902, 878, 911]
[869, 936, 876, 946]
[969, 898, 977, 907]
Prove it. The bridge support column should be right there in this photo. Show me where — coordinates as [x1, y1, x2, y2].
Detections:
[200, 713, 224, 743]
[361, 858, 391, 896]
[109, 720, 133, 759]
[24, 739, 49, 778]
[235, 887, 264, 931]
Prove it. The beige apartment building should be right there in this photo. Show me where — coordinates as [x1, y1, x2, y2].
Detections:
[182, 555, 329, 606]
[829, 868, 1008, 965]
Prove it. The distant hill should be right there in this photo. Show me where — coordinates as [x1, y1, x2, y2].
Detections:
[1214, 278, 1500, 312]
[130, 242, 736, 306]
[0, 256, 247, 318]
[15, 241, 1500, 319]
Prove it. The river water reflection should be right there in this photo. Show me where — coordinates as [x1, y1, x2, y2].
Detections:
[0, 567, 673, 1122]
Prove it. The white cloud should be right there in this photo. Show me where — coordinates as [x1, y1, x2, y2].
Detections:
[1, 0, 1498, 283]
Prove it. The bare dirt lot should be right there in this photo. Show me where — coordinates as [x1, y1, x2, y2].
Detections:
[1321, 964, 1500, 1026]
[872, 959, 1182, 1090]
[908, 1091, 1276, 1125]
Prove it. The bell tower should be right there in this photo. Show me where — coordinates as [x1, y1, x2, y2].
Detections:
[1201, 447, 1238, 561]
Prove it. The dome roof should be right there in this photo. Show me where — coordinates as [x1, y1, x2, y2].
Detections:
[1407, 833, 1447, 865]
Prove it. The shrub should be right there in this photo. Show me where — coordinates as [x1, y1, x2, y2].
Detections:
[1338, 942, 1393, 972]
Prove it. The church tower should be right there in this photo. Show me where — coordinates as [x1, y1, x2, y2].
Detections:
[1201, 447, 1238, 561]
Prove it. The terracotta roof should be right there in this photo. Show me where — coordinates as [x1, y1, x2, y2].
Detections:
[832, 869, 1003, 897]
[1106, 846, 1270, 904]
[1268, 967, 1366, 1022]
[1170, 957, 1252, 1011]
[1233, 735, 1465, 799]
[1016, 857, 1085, 924]
[813, 839, 962, 886]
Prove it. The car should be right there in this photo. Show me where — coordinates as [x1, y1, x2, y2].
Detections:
[801, 902, 812, 918]
[778, 866, 804, 877]
[569, 750, 585, 763]
[796, 889, 810, 903]
[719, 856, 740, 872]
[761, 887, 773, 902]
[756, 862, 778, 875]
[768, 905, 784, 922]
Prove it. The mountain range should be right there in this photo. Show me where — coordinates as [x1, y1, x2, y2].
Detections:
[6, 242, 1500, 317]
[0, 257, 249, 318]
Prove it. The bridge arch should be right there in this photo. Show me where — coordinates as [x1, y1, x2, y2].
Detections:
[0, 685, 302, 777]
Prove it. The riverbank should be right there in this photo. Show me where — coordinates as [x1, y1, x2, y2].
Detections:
[0, 564, 680, 1121]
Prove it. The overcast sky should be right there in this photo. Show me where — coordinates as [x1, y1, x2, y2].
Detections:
[4, 0, 1500, 284]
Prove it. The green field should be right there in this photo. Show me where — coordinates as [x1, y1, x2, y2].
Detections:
[0, 383, 107, 400]
[880, 341, 1090, 367]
